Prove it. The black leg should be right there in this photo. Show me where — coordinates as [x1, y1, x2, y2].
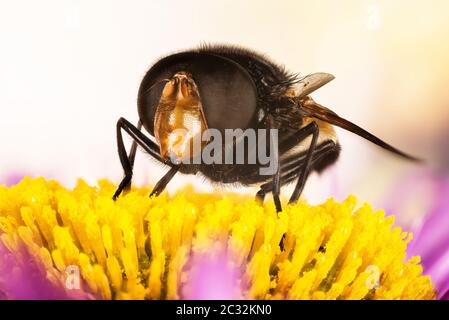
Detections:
[257, 144, 331, 205]
[128, 121, 142, 168]
[272, 142, 282, 212]
[265, 115, 282, 212]
[113, 117, 166, 200]
[289, 122, 319, 204]
[254, 122, 321, 205]
[279, 140, 336, 177]
[122, 121, 142, 194]
[237, 122, 323, 180]
[150, 166, 179, 197]
[255, 189, 266, 203]
[255, 139, 336, 200]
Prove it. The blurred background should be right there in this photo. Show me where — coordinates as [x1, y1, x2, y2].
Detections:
[1, 0, 448, 229]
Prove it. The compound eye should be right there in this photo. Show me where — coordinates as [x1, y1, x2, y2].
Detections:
[191, 55, 258, 133]
[138, 52, 258, 136]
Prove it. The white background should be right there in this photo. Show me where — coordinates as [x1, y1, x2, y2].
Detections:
[1, 0, 448, 212]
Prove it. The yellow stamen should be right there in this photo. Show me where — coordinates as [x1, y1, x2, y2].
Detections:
[0, 177, 436, 300]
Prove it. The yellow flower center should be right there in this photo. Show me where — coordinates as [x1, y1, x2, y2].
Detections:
[0, 177, 435, 300]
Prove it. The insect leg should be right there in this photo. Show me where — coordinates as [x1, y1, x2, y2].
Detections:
[272, 141, 282, 212]
[127, 121, 142, 167]
[289, 122, 319, 203]
[255, 189, 267, 204]
[222, 121, 319, 184]
[256, 122, 319, 202]
[113, 117, 165, 200]
[264, 115, 283, 212]
[246, 122, 325, 183]
[120, 120, 142, 194]
[281, 140, 336, 174]
[149, 166, 179, 197]
[256, 140, 335, 198]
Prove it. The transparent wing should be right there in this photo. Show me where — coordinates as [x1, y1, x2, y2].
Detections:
[297, 73, 335, 98]
[301, 98, 422, 162]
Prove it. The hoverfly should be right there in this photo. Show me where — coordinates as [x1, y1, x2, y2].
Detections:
[113, 45, 419, 212]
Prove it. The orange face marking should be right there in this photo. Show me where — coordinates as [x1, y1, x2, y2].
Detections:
[154, 72, 208, 163]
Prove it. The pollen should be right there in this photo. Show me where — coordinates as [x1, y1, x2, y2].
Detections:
[0, 177, 435, 300]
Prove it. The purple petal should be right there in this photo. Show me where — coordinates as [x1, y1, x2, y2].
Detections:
[182, 251, 242, 300]
[0, 242, 91, 300]
[2, 173, 28, 187]
[384, 171, 449, 299]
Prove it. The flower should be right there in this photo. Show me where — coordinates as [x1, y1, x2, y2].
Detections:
[183, 250, 242, 299]
[0, 241, 91, 300]
[0, 177, 435, 299]
[383, 170, 449, 299]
